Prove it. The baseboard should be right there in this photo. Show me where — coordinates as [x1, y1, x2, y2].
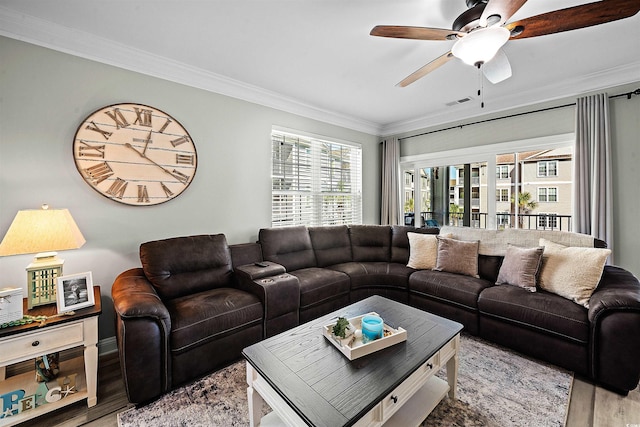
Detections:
[98, 336, 118, 356]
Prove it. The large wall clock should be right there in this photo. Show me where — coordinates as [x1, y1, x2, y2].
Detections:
[73, 103, 197, 206]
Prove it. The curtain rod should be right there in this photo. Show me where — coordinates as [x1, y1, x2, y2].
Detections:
[399, 88, 640, 141]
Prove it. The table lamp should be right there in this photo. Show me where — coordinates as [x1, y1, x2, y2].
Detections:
[0, 204, 86, 308]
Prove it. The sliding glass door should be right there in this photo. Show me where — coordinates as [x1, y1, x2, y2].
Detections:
[400, 133, 574, 230]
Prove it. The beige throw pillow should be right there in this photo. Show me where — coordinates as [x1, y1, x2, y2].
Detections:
[538, 238, 611, 308]
[407, 233, 438, 269]
[407, 232, 452, 269]
[434, 236, 479, 278]
[495, 245, 544, 292]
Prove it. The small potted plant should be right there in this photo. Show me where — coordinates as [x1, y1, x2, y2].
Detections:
[332, 316, 356, 346]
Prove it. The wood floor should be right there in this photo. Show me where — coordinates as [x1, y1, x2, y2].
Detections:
[12, 351, 640, 427]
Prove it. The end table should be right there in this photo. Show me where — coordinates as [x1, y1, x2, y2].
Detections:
[0, 286, 101, 426]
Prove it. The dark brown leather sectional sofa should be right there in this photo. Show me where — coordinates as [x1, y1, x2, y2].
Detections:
[112, 224, 640, 404]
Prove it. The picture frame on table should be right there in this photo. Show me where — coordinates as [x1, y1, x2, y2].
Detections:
[56, 271, 95, 313]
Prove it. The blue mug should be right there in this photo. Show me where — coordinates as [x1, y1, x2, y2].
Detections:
[361, 315, 384, 343]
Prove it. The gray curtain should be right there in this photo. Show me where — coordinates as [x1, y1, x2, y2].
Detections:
[574, 93, 613, 262]
[381, 137, 402, 225]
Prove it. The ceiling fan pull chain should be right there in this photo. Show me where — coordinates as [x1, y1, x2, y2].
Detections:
[477, 63, 485, 109]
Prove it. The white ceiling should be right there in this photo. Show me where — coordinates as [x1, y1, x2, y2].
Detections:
[1, 0, 639, 135]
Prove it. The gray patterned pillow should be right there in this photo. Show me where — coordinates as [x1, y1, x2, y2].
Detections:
[495, 245, 544, 292]
[434, 236, 479, 278]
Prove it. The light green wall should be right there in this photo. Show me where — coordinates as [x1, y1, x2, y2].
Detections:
[395, 83, 640, 278]
[0, 37, 380, 340]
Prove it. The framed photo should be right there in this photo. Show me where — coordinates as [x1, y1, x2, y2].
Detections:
[56, 271, 95, 313]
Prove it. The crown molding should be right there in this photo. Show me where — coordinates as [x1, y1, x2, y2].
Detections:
[0, 6, 382, 136]
[379, 60, 640, 136]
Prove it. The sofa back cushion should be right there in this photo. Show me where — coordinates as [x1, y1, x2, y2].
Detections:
[309, 225, 353, 267]
[391, 225, 439, 264]
[259, 226, 316, 271]
[140, 234, 234, 301]
[349, 225, 391, 262]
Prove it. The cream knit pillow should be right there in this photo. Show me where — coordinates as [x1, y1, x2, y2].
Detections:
[538, 238, 611, 308]
[407, 232, 451, 269]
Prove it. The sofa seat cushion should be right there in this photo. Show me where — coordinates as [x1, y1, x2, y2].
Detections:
[329, 262, 412, 290]
[409, 270, 493, 310]
[478, 285, 589, 344]
[290, 267, 351, 309]
[166, 288, 263, 354]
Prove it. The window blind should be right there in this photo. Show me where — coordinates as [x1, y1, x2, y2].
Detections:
[271, 130, 362, 227]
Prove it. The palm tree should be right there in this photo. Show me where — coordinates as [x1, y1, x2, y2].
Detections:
[449, 203, 463, 226]
[511, 192, 538, 228]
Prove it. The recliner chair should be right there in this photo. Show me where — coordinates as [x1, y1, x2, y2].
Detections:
[112, 234, 264, 404]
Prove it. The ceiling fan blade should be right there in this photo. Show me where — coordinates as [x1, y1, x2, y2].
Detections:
[506, 0, 640, 39]
[480, 0, 528, 27]
[397, 52, 455, 87]
[370, 25, 465, 41]
[483, 49, 512, 84]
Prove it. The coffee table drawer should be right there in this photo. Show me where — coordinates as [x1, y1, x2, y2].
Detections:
[0, 323, 84, 364]
[381, 352, 439, 421]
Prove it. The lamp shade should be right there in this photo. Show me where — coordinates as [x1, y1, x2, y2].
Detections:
[452, 27, 510, 66]
[0, 205, 86, 256]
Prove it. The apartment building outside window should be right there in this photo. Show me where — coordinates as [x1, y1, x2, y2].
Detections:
[496, 165, 509, 179]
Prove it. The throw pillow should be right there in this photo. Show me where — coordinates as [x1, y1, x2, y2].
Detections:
[407, 233, 439, 269]
[434, 236, 480, 278]
[495, 245, 545, 292]
[538, 238, 611, 308]
[406, 232, 452, 269]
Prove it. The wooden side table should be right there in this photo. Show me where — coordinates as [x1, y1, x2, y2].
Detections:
[0, 286, 101, 426]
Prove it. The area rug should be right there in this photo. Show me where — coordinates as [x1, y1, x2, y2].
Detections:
[117, 334, 571, 427]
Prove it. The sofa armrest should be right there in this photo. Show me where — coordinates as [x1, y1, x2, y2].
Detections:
[236, 265, 300, 337]
[112, 268, 171, 326]
[111, 268, 172, 403]
[588, 265, 640, 393]
[236, 261, 286, 280]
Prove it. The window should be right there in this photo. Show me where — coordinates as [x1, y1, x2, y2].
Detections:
[400, 133, 574, 230]
[538, 187, 558, 202]
[496, 188, 509, 202]
[271, 130, 362, 227]
[538, 213, 558, 229]
[538, 160, 558, 177]
[496, 165, 509, 179]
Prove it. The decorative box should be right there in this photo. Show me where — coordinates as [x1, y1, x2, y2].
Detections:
[323, 311, 407, 360]
[0, 287, 24, 325]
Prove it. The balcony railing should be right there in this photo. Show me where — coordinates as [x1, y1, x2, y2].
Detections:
[405, 212, 572, 231]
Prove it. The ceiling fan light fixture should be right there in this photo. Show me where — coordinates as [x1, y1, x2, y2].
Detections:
[452, 26, 510, 66]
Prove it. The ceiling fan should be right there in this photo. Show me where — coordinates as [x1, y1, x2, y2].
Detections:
[370, 0, 640, 87]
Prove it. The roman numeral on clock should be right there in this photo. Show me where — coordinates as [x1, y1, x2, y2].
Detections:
[105, 108, 130, 129]
[158, 118, 172, 133]
[176, 154, 194, 165]
[85, 121, 112, 140]
[160, 182, 174, 197]
[84, 162, 113, 185]
[137, 185, 150, 203]
[77, 140, 105, 158]
[133, 107, 153, 127]
[171, 135, 189, 147]
[171, 169, 190, 184]
[106, 178, 128, 199]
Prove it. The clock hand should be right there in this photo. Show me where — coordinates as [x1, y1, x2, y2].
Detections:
[142, 130, 152, 155]
[124, 143, 176, 179]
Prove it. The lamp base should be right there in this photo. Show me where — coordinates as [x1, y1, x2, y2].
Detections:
[26, 256, 64, 309]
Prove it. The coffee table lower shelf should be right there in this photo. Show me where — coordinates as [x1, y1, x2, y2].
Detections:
[250, 371, 450, 427]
